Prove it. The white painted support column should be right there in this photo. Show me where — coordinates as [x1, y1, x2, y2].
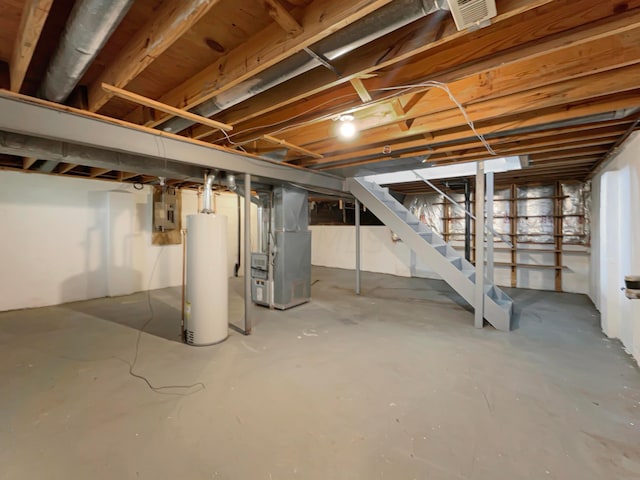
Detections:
[243, 173, 252, 335]
[475, 161, 485, 329]
[486, 171, 494, 283]
[355, 199, 361, 295]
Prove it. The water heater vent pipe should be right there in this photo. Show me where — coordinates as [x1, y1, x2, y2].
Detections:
[202, 172, 216, 213]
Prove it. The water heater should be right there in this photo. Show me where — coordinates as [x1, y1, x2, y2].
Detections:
[185, 213, 228, 345]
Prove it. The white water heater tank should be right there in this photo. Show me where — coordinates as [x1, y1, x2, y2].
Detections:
[185, 213, 228, 345]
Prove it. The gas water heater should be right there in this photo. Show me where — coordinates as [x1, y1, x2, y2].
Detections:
[184, 174, 228, 346]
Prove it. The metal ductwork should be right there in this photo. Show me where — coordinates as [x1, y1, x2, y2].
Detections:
[40, 0, 134, 103]
[158, 0, 449, 133]
[202, 172, 216, 213]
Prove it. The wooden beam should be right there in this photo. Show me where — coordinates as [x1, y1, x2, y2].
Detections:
[89, 167, 111, 178]
[125, 0, 394, 127]
[262, 134, 323, 159]
[350, 78, 372, 103]
[391, 98, 405, 117]
[22, 157, 37, 170]
[118, 171, 139, 181]
[58, 163, 77, 174]
[87, 0, 221, 112]
[10, 0, 54, 92]
[101, 83, 234, 132]
[264, 0, 303, 36]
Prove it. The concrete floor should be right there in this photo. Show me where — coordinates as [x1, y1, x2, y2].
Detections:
[1, 267, 639, 480]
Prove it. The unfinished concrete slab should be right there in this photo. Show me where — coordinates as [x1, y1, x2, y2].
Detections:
[1, 267, 639, 479]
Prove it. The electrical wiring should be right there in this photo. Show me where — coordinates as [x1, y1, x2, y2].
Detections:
[377, 81, 497, 156]
[127, 245, 205, 396]
[208, 80, 497, 159]
[219, 127, 248, 153]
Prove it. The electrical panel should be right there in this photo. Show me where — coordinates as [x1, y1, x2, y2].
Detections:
[154, 191, 178, 231]
[152, 186, 182, 245]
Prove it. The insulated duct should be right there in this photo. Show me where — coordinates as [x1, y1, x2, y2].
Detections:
[158, 0, 449, 133]
[40, 0, 134, 103]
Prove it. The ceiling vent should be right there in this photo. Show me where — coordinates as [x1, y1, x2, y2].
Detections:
[446, 0, 497, 30]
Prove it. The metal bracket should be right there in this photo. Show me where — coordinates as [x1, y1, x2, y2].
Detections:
[304, 47, 342, 78]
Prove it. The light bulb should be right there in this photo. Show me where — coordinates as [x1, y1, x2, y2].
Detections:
[338, 121, 356, 139]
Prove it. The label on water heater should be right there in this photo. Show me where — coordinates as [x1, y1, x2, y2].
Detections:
[185, 302, 191, 318]
[256, 287, 263, 302]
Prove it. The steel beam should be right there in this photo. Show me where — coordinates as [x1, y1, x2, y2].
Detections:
[0, 93, 346, 192]
[0, 131, 203, 181]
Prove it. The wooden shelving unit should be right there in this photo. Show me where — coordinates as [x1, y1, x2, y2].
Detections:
[433, 182, 589, 292]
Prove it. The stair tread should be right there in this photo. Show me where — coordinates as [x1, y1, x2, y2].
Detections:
[352, 177, 513, 329]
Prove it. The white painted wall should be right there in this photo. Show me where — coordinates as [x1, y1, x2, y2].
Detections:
[311, 226, 590, 294]
[0, 171, 254, 311]
[590, 131, 640, 363]
[311, 226, 412, 277]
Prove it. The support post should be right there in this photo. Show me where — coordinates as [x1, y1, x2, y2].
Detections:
[486, 171, 494, 283]
[243, 173, 252, 334]
[464, 179, 471, 262]
[510, 184, 517, 287]
[474, 162, 485, 329]
[355, 199, 361, 295]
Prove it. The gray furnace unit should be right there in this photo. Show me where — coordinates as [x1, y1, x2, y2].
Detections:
[251, 186, 311, 309]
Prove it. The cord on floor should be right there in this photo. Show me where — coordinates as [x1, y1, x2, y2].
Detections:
[127, 245, 205, 396]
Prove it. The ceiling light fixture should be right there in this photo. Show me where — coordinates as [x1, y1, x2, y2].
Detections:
[337, 114, 357, 139]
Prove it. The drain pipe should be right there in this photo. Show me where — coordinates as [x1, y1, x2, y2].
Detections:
[39, 0, 134, 103]
[158, 0, 449, 133]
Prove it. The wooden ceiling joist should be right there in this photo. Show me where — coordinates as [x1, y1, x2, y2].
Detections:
[198, 0, 638, 143]
[87, 0, 221, 112]
[263, 0, 303, 36]
[58, 163, 77, 174]
[89, 167, 111, 178]
[126, 0, 394, 128]
[3, 0, 640, 184]
[118, 171, 140, 182]
[10, 0, 54, 92]
[22, 157, 37, 170]
[298, 123, 628, 168]
[262, 134, 323, 159]
[350, 78, 372, 103]
[287, 62, 640, 158]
